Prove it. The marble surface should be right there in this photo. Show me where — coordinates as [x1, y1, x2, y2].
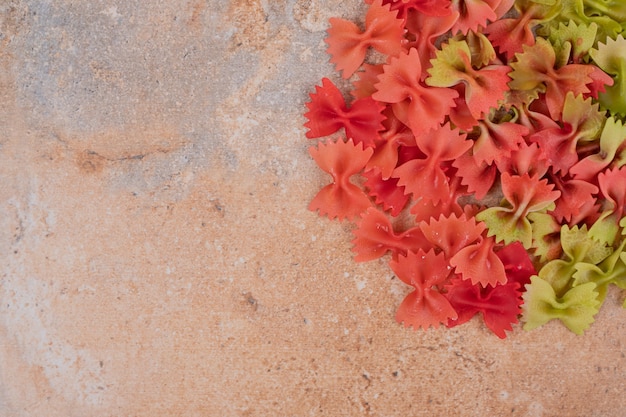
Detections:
[1, 1, 624, 416]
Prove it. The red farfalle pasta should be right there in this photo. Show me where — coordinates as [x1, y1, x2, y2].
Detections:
[409, 173, 472, 221]
[550, 176, 600, 225]
[449, 236, 507, 286]
[447, 85, 479, 130]
[304, 77, 386, 148]
[364, 107, 416, 179]
[391, 249, 458, 329]
[585, 65, 614, 100]
[495, 241, 536, 288]
[484, 0, 561, 59]
[444, 240, 533, 338]
[403, 8, 460, 75]
[452, 152, 497, 200]
[598, 166, 626, 217]
[373, 48, 459, 135]
[405, 122, 470, 165]
[392, 123, 471, 204]
[527, 119, 579, 174]
[351, 63, 385, 99]
[308, 138, 374, 221]
[502, 173, 561, 215]
[494, 140, 548, 178]
[420, 213, 485, 259]
[363, 169, 411, 216]
[485, 19, 530, 59]
[450, 0, 500, 35]
[527, 93, 605, 175]
[366, 0, 453, 19]
[472, 117, 529, 165]
[326, 0, 405, 79]
[517, 102, 559, 135]
[444, 277, 523, 338]
[570, 117, 626, 181]
[351, 207, 427, 261]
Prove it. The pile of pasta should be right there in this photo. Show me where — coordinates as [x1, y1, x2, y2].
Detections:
[305, 0, 626, 337]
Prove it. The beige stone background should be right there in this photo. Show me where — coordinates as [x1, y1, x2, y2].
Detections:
[0, 1, 624, 416]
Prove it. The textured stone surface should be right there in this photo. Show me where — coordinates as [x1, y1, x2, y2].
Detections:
[0, 1, 624, 416]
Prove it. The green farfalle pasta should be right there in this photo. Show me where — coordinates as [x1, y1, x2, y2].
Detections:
[573, 239, 626, 303]
[426, 38, 473, 85]
[588, 212, 622, 247]
[580, 0, 626, 33]
[550, 0, 625, 41]
[561, 224, 614, 264]
[522, 276, 601, 334]
[537, 224, 613, 295]
[549, 21, 598, 65]
[613, 120, 626, 166]
[590, 35, 626, 117]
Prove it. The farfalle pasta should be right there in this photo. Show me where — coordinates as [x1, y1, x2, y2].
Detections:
[390, 249, 459, 330]
[591, 35, 626, 116]
[373, 48, 459, 133]
[308, 138, 373, 220]
[351, 207, 427, 261]
[326, 0, 405, 78]
[305, 0, 626, 337]
[392, 123, 471, 205]
[426, 38, 511, 119]
[304, 77, 386, 147]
